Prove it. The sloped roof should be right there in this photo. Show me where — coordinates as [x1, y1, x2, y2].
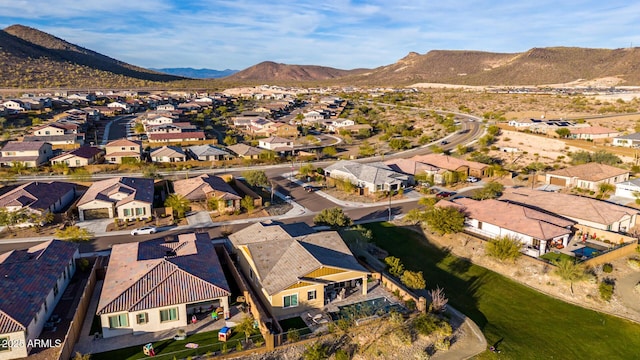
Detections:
[148, 132, 205, 141]
[547, 163, 628, 182]
[227, 143, 262, 157]
[228, 221, 316, 247]
[97, 233, 230, 315]
[0, 240, 78, 333]
[324, 160, 409, 185]
[77, 177, 153, 207]
[570, 126, 618, 135]
[1, 141, 49, 152]
[447, 198, 574, 240]
[384, 158, 439, 175]
[106, 139, 142, 148]
[50, 146, 102, 161]
[409, 154, 488, 172]
[188, 144, 230, 158]
[615, 133, 640, 140]
[499, 187, 638, 226]
[243, 229, 368, 294]
[0, 181, 75, 212]
[173, 174, 241, 202]
[150, 146, 186, 158]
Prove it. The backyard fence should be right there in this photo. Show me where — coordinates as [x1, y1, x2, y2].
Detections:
[127, 333, 265, 360]
[57, 256, 105, 360]
[583, 240, 639, 267]
[360, 261, 427, 312]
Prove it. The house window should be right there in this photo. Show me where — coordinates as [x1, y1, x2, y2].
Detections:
[226, 200, 233, 207]
[307, 290, 317, 301]
[53, 283, 59, 296]
[130, 147, 135, 151]
[121, 147, 126, 150]
[110, 157, 116, 162]
[160, 307, 179, 322]
[123, 209, 131, 216]
[136, 313, 148, 324]
[0, 337, 9, 352]
[75, 160, 80, 166]
[108, 314, 129, 328]
[283, 294, 298, 308]
[135, 207, 145, 216]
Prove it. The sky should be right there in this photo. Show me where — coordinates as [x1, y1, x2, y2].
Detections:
[1, 1, 639, 71]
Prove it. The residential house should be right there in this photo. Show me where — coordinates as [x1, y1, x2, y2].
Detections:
[67, 93, 96, 102]
[148, 131, 206, 143]
[156, 104, 175, 111]
[26, 122, 85, 146]
[187, 144, 232, 162]
[0, 181, 77, 224]
[0, 240, 79, 359]
[388, 154, 489, 184]
[569, 126, 619, 140]
[0, 141, 53, 167]
[545, 163, 629, 191]
[107, 101, 132, 113]
[324, 160, 410, 193]
[96, 233, 231, 338]
[272, 122, 299, 137]
[439, 198, 575, 257]
[77, 177, 154, 221]
[499, 187, 638, 232]
[1, 100, 29, 112]
[142, 114, 177, 130]
[614, 178, 640, 199]
[258, 136, 294, 152]
[147, 122, 197, 134]
[173, 174, 241, 213]
[612, 133, 640, 147]
[228, 221, 369, 318]
[50, 146, 103, 167]
[104, 139, 142, 164]
[328, 119, 355, 132]
[301, 110, 326, 125]
[226, 143, 262, 159]
[150, 146, 187, 163]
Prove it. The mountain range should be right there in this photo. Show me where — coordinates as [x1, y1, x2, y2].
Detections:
[2, 24, 640, 88]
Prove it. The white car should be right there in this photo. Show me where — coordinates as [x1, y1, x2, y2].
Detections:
[131, 226, 157, 236]
[466, 176, 479, 183]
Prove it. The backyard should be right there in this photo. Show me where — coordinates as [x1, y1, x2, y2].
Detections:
[364, 222, 640, 359]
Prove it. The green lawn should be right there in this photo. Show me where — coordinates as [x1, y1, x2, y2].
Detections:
[365, 222, 640, 359]
[91, 328, 248, 360]
[539, 251, 576, 264]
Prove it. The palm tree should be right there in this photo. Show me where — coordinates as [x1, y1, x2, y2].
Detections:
[554, 258, 587, 295]
[164, 194, 190, 219]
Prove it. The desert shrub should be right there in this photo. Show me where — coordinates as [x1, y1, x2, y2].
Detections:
[287, 328, 300, 343]
[384, 256, 405, 277]
[303, 342, 328, 360]
[485, 236, 522, 263]
[602, 263, 613, 273]
[599, 280, 614, 302]
[401, 270, 426, 290]
[628, 257, 640, 270]
[335, 349, 350, 360]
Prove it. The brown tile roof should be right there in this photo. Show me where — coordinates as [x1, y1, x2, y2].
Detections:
[449, 198, 574, 240]
[173, 174, 240, 202]
[570, 126, 618, 135]
[384, 158, 439, 175]
[0, 181, 76, 212]
[227, 143, 262, 157]
[230, 222, 366, 294]
[50, 146, 102, 161]
[499, 187, 638, 226]
[97, 233, 230, 315]
[77, 177, 153, 207]
[547, 163, 629, 182]
[0, 240, 78, 333]
[408, 154, 488, 172]
[105, 139, 142, 148]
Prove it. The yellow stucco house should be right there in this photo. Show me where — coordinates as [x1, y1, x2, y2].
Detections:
[228, 221, 369, 318]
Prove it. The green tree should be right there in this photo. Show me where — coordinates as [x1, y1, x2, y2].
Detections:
[322, 146, 337, 157]
[358, 141, 376, 157]
[598, 183, 615, 198]
[134, 122, 145, 134]
[164, 194, 190, 219]
[298, 163, 314, 178]
[241, 195, 255, 213]
[389, 138, 411, 150]
[456, 144, 469, 155]
[486, 125, 501, 136]
[207, 197, 220, 211]
[472, 181, 505, 200]
[555, 128, 571, 138]
[303, 342, 328, 360]
[554, 258, 587, 295]
[241, 170, 269, 187]
[313, 207, 352, 228]
[0, 208, 30, 231]
[384, 256, 405, 277]
[401, 270, 426, 290]
[56, 226, 93, 242]
[223, 135, 237, 146]
[234, 316, 257, 344]
[485, 235, 523, 263]
[424, 206, 465, 235]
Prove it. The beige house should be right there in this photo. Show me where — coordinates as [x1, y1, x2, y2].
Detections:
[226, 143, 262, 159]
[173, 174, 241, 213]
[545, 163, 629, 191]
[500, 187, 638, 233]
[105, 139, 142, 164]
[150, 146, 186, 163]
[0, 141, 53, 167]
[0, 241, 79, 359]
[97, 233, 231, 338]
[229, 221, 369, 318]
[77, 177, 154, 221]
[391, 154, 489, 184]
[50, 146, 103, 167]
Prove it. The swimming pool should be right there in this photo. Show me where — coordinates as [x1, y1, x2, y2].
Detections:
[572, 243, 607, 258]
[330, 297, 407, 321]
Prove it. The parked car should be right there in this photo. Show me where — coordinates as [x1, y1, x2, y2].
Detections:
[131, 226, 157, 236]
[466, 176, 479, 183]
[436, 191, 456, 199]
[303, 185, 315, 192]
[440, 140, 449, 145]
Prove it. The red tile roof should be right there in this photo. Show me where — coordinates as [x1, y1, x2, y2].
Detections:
[148, 131, 205, 141]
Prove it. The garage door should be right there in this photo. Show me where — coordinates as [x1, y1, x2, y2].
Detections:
[82, 208, 111, 220]
[549, 176, 567, 186]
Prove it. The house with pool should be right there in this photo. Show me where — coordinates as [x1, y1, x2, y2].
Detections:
[228, 221, 370, 318]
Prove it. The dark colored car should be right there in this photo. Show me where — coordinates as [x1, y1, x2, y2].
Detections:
[436, 191, 456, 198]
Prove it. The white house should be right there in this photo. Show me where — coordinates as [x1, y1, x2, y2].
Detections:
[324, 160, 411, 193]
[97, 233, 230, 338]
[615, 178, 640, 199]
[328, 119, 355, 132]
[612, 133, 640, 148]
[258, 136, 294, 151]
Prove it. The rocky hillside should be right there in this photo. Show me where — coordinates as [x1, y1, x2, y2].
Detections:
[0, 24, 185, 88]
[223, 61, 368, 82]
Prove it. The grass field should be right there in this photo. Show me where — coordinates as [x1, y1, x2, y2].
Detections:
[365, 222, 640, 359]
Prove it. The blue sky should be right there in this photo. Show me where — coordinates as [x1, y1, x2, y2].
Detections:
[1, 1, 639, 70]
